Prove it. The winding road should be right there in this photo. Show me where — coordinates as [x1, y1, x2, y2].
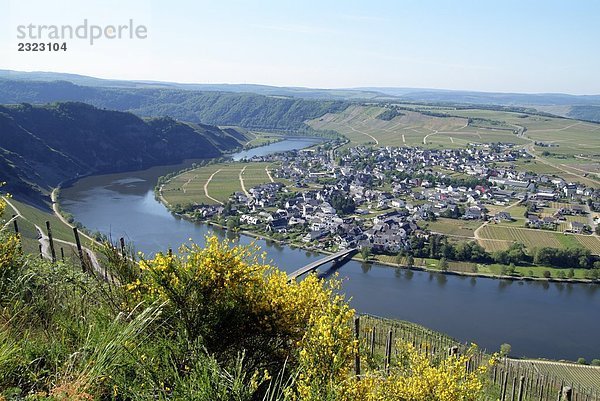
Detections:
[239, 165, 250, 197]
[203, 169, 224, 205]
[3, 194, 103, 275]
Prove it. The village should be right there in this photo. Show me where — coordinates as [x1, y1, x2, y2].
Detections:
[187, 141, 599, 258]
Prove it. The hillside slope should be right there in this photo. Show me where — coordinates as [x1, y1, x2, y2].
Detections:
[0, 79, 349, 131]
[0, 102, 244, 204]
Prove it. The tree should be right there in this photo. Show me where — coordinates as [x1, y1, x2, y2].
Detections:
[226, 216, 240, 230]
[406, 254, 415, 268]
[395, 253, 403, 266]
[329, 192, 356, 215]
[361, 246, 371, 262]
[543, 270, 551, 279]
[567, 268, 575, 279]
[500, 343, 512, 357]
[577, 357, 587, 365]
[506, 263, 516, 276]
[506, 243, 526, 265]
[439, 258, 449, 271]
[591, 359, 600, 366]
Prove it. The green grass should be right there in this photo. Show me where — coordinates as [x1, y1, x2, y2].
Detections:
[161, 162, 278, 205]
[2, 197, 94, 256]
[243, 131, 284, 147]
[308, 104, 600, 186]
[422, 218, 480, 238]
[478, 225, 600, 254]
[373, 254, 594, 279]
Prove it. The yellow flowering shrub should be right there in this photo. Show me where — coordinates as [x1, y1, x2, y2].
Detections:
[0, 194, 21, 273]
[342, 343, 496, 401]
[0, 233, 21, 271]
[121, 236, 494, 400]
[126, 236, 356, 381]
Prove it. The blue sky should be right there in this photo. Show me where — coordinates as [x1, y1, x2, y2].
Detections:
[2, 0, 599, 94]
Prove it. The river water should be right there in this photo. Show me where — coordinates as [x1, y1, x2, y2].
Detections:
[60, 139, 600, 361]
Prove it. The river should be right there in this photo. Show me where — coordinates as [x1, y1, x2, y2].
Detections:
[60, 138, 600, 361]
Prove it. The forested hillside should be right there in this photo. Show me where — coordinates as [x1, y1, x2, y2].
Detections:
[0, 79, 349, 130]
[0, 102, 244, 203]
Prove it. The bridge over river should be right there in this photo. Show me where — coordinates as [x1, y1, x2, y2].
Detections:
[287, 248, 358, 280]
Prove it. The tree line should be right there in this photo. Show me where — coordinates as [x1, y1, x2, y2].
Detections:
[397, 234, 596, 270]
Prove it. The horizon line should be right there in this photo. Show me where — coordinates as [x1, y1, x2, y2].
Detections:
[2, 68, 599, 97]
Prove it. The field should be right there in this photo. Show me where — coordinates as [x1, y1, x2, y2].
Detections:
[161, 162, 278, 206]
[477, 225, 600, 255]
[307, 104, 600, 186]
[307, 104, 528, 148]
[242, 131, 284, 148]
[422, 218, 480, 238]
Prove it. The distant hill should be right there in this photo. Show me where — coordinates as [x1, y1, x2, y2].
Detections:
[0, 78, 350, 131]
[0, 102, 245, 204]
[0, 69, 389, 100]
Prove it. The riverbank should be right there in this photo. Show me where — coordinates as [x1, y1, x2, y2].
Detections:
[156, 188, 599, 285]
[55, 137, 600, 361]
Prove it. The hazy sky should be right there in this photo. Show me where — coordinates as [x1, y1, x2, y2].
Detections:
[2, 0, 599, 94]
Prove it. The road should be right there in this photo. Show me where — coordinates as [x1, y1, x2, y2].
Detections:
[51, 189, 96, 243]
[423, 129, 438, 144]
[473, 200, 522, 242]
[239, 165, 250, 197]
[524, 144, 599, 186]
[203, 169, 224, 205]
[3, 194, 103, 274]
[265, 166, 275, 183]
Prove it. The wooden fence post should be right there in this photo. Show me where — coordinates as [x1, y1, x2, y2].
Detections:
[60, 247, 64, 262]
[12, 215, 19, 233]
[73, 227, 86, 272]
[510, 375, 517, 401]
[354, 316, 361, 378]
[501, 370, 508, 401]
[518, 375, 525, 401]
[46, 221, 56, 263]
[39, 244, 43, 259]
[120, 237, 126, 258]
[385, 328, 392, 374]
[370, 327, 376, 356]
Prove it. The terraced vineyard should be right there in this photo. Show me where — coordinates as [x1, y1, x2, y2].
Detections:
[359, 315, 600, 401]
[478, 225, 600, 255]
[479, 225, 562, 248]
[508, 359, 600, 394]
[308, 104, 600, 187]
[161, 162, 276, 205]
[574, 235, 600, 254]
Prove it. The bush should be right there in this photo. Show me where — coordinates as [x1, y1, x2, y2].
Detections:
[126, 236, 356, 377]
[577, 357, 587, 365]
[500, 343, 512, 357]
[0, 231, 494, 401]
[340, 343, 494, 401]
